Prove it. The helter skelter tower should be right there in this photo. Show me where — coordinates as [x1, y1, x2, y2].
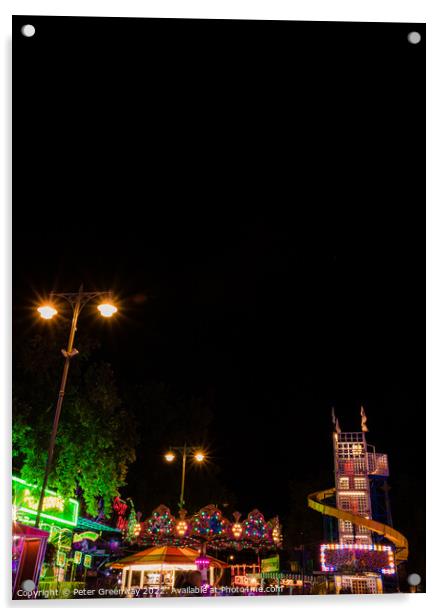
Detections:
[308, 408, 408, 594]
[333, 407, 386, 545]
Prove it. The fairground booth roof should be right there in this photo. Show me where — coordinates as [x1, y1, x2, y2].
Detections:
[107, 546, 229, 570]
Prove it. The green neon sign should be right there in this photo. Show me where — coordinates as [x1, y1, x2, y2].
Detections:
[74, 551, 82, 564]
[12, 476, 79, 528]
[73, 531, 99, 543]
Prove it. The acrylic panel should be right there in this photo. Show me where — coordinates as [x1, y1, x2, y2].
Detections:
[12, 16, 425, 599]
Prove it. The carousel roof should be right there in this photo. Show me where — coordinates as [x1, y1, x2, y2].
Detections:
[140, 504, 283, 551]
[107, 545, 229, 569]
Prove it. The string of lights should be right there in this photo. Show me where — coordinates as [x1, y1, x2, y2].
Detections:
[140, 504, 282, 552]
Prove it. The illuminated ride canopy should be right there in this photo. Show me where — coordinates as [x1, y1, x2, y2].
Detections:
[140, 505, 283, 551]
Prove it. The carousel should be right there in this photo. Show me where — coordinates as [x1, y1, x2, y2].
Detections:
[107, 504, 283, 595]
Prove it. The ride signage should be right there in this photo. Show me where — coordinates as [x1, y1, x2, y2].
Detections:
[12, 476, 79, 527]
[261, 555, 280, 573]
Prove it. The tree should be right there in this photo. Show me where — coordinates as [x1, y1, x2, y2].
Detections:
[12, 330, 137, 517]
[124, 498, 139, 543]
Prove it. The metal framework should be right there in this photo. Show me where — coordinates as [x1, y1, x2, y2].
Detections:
[333, 430, 391, 546]
[334, 432, 373, 544]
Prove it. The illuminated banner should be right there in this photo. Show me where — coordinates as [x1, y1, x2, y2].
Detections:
[233, 575, 259, 587]
[12, 476, 79, 528]
[261, 555, 280, 573]
[56, 551, 67, 567]
[320, 544, 395, 575]
[83, 554, 92, 568]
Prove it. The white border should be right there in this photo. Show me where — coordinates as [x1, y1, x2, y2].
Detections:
[0, 0, 432, 22]
[1, 1, 440, 615]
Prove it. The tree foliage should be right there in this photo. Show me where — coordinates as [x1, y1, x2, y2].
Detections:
[12, 329, 137, 517]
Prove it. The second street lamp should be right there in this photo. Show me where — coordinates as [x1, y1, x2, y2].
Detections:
[164, 445, 205, 511]
[34, 284, 118, 528]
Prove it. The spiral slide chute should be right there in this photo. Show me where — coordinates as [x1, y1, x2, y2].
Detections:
[307, 487, 408, 563]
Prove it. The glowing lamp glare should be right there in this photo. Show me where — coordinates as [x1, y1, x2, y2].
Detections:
[97, 303, 117, 317]
[38, 305, 57, 320]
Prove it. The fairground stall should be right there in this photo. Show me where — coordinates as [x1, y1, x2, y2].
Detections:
[12, 475, 79, 597]
[12, 475, 123, 598]
[108, 546, 229, 595]
[12, 520, 49, 598]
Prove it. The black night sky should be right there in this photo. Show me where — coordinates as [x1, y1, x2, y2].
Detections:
[13, 17, 424, 578]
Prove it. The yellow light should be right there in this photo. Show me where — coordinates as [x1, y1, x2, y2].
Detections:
[232, 523, 242, 539]
[97, 303, 118, 318]
[165, 452, 175, 462]
[176, 520, 188, 536]
[194, 452, 205, 462]
[272, 526, 282, 544]
[37, 305, 57, 320]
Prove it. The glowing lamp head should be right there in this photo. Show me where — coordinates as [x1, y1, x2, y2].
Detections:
[272, 526, 282, 544]
[194, 452, 205, 462]
[176, 520, 188, 537]
[97, 303, 118, 318]
[37, 305, 57, 320]
[165, 452, 175, 462]
[232, 523, 242, 539]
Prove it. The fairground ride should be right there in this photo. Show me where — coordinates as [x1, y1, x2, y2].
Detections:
[307, 408, 408, 594]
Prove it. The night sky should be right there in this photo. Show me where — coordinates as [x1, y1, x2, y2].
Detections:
[13, 17, 424, 575]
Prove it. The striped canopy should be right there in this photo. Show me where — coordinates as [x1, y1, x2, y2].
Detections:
[107, 545, 229, 569]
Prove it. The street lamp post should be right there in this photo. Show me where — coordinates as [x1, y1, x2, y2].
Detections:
[164, 445, 205, 511]
[34, 284, 118, 528]
[180, 446, 187, 511]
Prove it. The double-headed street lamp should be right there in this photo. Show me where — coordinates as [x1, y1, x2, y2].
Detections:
[164, 445, 206, 511]
[34, 284, 118, 528]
